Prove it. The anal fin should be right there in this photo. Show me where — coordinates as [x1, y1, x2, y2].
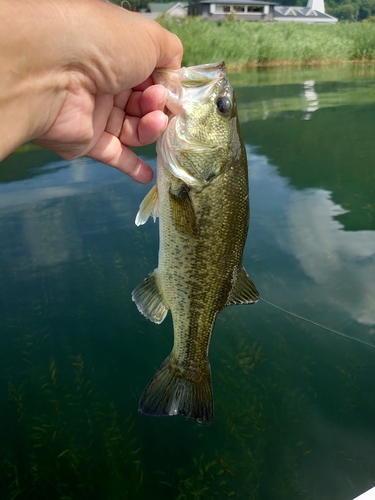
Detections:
[132, 270, 169, 324]
[227, 267, 259, 306]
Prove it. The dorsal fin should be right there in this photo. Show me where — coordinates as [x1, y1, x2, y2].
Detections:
[227, 268, 259, 306]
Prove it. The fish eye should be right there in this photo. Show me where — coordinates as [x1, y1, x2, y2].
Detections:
[216, 96, 232, 115]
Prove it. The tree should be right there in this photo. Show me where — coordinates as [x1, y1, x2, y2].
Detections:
[327, 2, 358, 19]
[358, 0, 375, 19]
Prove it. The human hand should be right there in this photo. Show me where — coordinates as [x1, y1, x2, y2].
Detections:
[35, 77, 169, 184]
[0, 0, 183, 183]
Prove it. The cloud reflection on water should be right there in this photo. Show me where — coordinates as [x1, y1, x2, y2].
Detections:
[2, 150, 375, 328]
[285, 189, 375, 326]
[0, 158, 147, 271]
[248, 146, 375, 327]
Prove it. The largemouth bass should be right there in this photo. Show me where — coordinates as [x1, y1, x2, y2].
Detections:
[132, 62, 259, 424]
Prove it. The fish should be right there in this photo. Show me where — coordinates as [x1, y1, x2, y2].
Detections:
[132, 61, 259, 425]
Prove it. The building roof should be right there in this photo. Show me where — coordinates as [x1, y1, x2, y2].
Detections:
[196, 0, 278, 5]
[143, 2, 188, 18]
[274, 5, 337, 22]
[147, 2, 187, 12]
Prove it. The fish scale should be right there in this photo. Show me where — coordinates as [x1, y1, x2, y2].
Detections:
[132, 62, 259, 424]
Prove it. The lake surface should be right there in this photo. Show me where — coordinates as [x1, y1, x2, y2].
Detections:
[1, 64, 375, 500]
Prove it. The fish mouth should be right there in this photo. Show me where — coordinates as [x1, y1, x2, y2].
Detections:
[153, 61, 226, 85]
[179, 61, 227, 85]
[153, 61, 227, 117]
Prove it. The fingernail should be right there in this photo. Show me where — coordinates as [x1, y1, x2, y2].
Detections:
[161, 114, 168, 131]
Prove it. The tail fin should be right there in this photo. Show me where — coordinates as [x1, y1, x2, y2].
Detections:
[139, 357, 213, 425]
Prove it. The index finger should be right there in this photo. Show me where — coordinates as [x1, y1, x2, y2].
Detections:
[133, 76, 154, 92]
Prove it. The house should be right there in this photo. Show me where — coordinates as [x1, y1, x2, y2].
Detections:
[187, 0, 337, 22]
[143, 2, 188, 19]
[274, 0, 337, 23]
[187, 0, 278, 21]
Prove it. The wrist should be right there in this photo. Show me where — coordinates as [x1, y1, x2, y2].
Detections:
[0, 1, 73, 159]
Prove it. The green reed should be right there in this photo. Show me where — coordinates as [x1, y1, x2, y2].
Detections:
[158, 17, 375, 67]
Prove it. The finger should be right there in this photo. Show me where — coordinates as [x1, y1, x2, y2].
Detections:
[105, 106, 125, 138]
[113, 89, 132, 110]
[72, 94, 114, 158]
[120, 110, 167, 147]
[133, 76, 154, 92]
[104, 91, 131, 138]
[87, 132, 153, 184]
[126, 85, 167, 118]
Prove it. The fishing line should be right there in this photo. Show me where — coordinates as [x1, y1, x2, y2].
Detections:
[260, 297, 375, 350]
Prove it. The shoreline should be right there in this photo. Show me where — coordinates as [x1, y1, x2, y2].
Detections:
[158, 18, 375, 68]
[225, 58, 375, 71]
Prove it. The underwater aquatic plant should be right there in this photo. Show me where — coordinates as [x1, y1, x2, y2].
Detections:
[2, 353, 142, 499]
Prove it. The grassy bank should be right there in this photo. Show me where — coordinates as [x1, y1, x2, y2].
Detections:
[159, 17, 375, 68]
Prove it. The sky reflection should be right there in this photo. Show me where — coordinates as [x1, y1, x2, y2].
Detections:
[1, 66, 375, 500]
[2, 147, 374, 330]
[248, 146, 375, 328]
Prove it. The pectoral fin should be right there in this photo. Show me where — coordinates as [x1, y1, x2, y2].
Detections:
[169, 184, 198, 237]
[227, 268, 259, 306]
[135, 185, 159, 226]
[132, 270, 169, 324]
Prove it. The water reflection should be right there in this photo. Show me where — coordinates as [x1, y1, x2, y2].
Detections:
[236, 65, 375, 123]
[285, 189, 375, 326]
[1, 65, 375, 500]
[249, 147, 375, 328]
[302, 80, 319, 120]
[22, 204, 82, 267]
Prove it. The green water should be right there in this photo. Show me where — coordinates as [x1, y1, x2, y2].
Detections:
[1, 64, 375, 499]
